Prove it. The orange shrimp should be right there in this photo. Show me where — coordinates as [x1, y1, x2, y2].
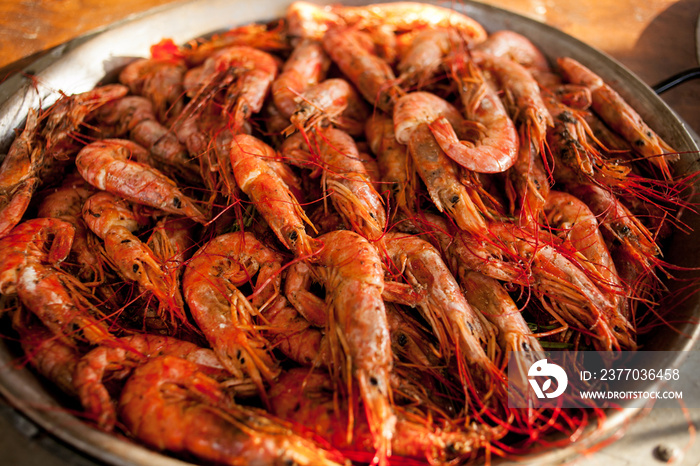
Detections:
[396, 28, 457, 89]
[450, 220, 636, 351]
[182, 22, 290, 66]
[118, 57, 186, 125]
[365, 112, 417, 213]
[183, 45, 279, 129]
[322, 26, 400, 113]
[17, 321, 81, 397]
[505, 125, 551, 229]
[0, 110, 43, 238]
[383, 232, 504, 404]
[272, 38, 331, 118]
[0, 218, 112, 344]
[36, 172, 102, 282]
[289, 78, 370, 137]
[146, 215, 198, 276]
[73, 333, 226, 431]
[473, 51, 553, 150]
[286, 1, 341, 40]
[270, 368, 491, 464]
[118, 356, 345, 466]
[75, 139, 206, 223]
[393, 95, 489, 232]
[264, 294, 331, 367]
[474, 30, 553, 85]
[280, 128, 387, 242]
[89, 95, 156, 138]
[304, 230, 396, 464]
[557, 57, 678, 180]
[332, 2, 487, 43]
[41, 84, 129, 159]
[228, 133, 321, 257]
[432, 53, 519, 173]
[82, 191, 188, 328]
[182, 231, 283, 402]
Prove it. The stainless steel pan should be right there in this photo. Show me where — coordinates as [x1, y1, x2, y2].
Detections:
[0, 1, 698, 464]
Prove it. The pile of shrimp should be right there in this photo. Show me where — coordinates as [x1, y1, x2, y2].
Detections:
[0, 1, 694, 465]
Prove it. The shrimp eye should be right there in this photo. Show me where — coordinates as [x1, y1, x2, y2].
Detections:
[121, 239, 131, 244]
[522, 342, 531, 351]
[369, 376, 379, 386]
[132, 263, 139, 273]
[288, 230, 298, 241]
[397, 333, 409, 347]
[450, 195, 460, 205]
[173, 197, 181, 208]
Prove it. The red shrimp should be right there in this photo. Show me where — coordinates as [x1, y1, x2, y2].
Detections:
[75, 139, 206, 223]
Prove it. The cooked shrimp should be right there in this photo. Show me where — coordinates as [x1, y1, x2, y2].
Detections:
[383, 232, 504, 403]
[42, 84, 129, 159]
[229, 133, 321, 257]
[73, 333, 225, 430]
[118, 57, 186, 125]
[365, 112, 417, 213]
[89, 95, 156, 138]
[434, 53, 519, 173]
[270, 368, 490, 464]
[36, 172, 102, 282]
[557, 57, 678, 180]
[450, 220, 636, 351]
[505, 125, 551, 228]
[322, 26, 399, 113]
[183, 23, 290, 66]
[0, 218, 112, 344]
[118, 356, 345, 466]
[182, 231, 282, 402]
[473, 51, 553, 150]
[286, 1, 341, 40]
[332, 2, 487, 42]
[474, 30, 553, 85]
[183, 45, 278, 129]
[396, 28, 456, 89]
[289, 78, 370, 137]
[272, 38, 331, 118]
[306, 230, 395, 464]
[75, 139, 206, 223]
[280, 128, 387, 242]
[393, 100, 488, 232]
[82, 191, 188, 328]
[17, 321, 81, 397]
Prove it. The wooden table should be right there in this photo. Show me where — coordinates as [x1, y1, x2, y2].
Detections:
[1, 0, 699, 134]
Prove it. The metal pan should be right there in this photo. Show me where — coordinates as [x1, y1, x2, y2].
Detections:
[0, 0, 698, 464]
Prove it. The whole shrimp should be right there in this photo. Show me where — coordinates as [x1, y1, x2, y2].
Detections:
[280, 128, 387, 242]
[75, 139, 206, 223]
[73, 333, 228, 431]
[183, 45, 279, 129]
[292, 229, 396, 465]
[396, 28, 457, 89]
[118, 57, 186, 125]
[322, 26, 399, 113]
[474, 30, 554, 86]
[332, 2, 487, 42]
[228, 133, 321, 257]
[0, 110, 43, 239]
[364, 112, 417, 214]
[428, 52, 519, 173]
[450, 220, 636, 351]
[272, 38, 331, 118]
[17, 321, 81, 397]
[288, 78, 370, 137]
[473, 51, 553, 151]
[557, 57, 677, 180]
[36, 172, 102, 282]
[393, 94, 490, 232]
[0, 218, 112, 344]
[118, 356, 345, 466]
[270, 368, 491, 464]
[82, 191, 188, 328]
[182, 231, 282, 402]
[383, 232, 505, 406]
[41, 84, 129, 159]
